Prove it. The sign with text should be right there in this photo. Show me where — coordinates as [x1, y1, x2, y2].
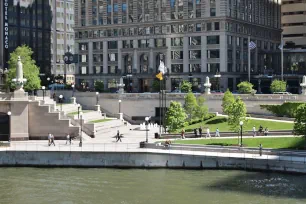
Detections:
[3, 0, 9, 70]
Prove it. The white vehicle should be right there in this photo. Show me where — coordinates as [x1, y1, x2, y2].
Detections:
[273, 92, 292, 95]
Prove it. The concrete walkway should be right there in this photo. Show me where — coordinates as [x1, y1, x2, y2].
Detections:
[217, 114, 294, 123]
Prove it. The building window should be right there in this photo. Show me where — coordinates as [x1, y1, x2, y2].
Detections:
[108, 41, 118, 49]
[210, 8, 216, 16]
[207, 23, 212, 31]
[155, 39, 166, 47]
[171, 64, 183, 73]
[189, 36, 201, 45]
[171, 38, 183, 46]
[138, 39, 149, 48]
[207, 36, 220, 44]
[227, 63, 232, 72]
[108, 53, 118, 61]
[189, 50, 201, 59]
[79, 43, 88, 50]
[140, 54, 149, 73]
[108, 66, 118, 74]
[94, 66, 102, 74]
[207, 63, 219, 73]
[214, 22, 220, 30]
[207, 50, 220, 58]
[81, 66, 88, 74]
[79, 55, 88, 62]
[171, 51, 183, 60]
[93, 54, 103, 62]
[123, 40, 133, 48]
[189, 64, 201, 73]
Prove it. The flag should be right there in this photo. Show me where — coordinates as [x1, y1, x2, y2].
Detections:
[278, 41, 284, 50]
[249, 41, 256, 50]
[156, 72, 163, 81]
[158, 60, 166, 74]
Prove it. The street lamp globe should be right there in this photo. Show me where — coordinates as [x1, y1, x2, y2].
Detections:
[7, 111, 11, 116]
[96, 92, 99, 95]
[71, 84, 75, 88]
[145, 117, 149, 122]
[77, 103, 81, 108]
[119, 100, 122, 103]
[42, 86, 45, 90]
[80, 111, 83, 117]
[59, 95, 63, 99]
[239, 121, 244, 126]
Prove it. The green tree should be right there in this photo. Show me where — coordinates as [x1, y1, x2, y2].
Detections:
[222, 89, 235, 115]
[94, 80, 104, 92]
[184, 92, 197, 121]
[294, 104, 306, 137]
[181, 80, 192, 93]
[291, 62, 298, 74]
[6, 45, 41, 91]
[152, 80, 160, 92]
[270, 80, 287, 93]
[165, 101, 187, 132]
[227, 97, 247, 132]
[195, 96, 208, 120]
[237, 81, 254, 94]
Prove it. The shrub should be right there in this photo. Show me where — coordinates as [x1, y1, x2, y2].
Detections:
[237, 81, 254, 94]
[222, 89, 235, 114]
[181, 80, 192, 93]
[270, 80, 287, 93]
[152, 80, 160, 92]
[94, 80, 104, 92]
[260, 102, 305, 118]
[294, 104, 306, 136]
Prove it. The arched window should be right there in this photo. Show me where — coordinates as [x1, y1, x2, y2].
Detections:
[140, 54, 149, 73]
[124, 55, 133, 74]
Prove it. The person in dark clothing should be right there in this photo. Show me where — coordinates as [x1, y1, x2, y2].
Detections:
[116, 130, 122, 142]
[259, 144, 263, 156]
[194, 129, 198, 137]
[50, 134, 55, 146]
[199, 126, 202, 137]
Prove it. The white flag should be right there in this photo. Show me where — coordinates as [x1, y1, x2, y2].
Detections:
[158, 61, 166, 74]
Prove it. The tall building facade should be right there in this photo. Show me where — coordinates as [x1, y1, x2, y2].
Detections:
[51, 0, 75, 84]
[282, 0, 306, 47]
[74, 0, 281, 92]
[0, 0, 75, 84]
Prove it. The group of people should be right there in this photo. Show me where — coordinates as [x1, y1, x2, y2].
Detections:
[252, 125, 269, 137]
[181, 127, 221, 139]
[48, 133, 72, 146]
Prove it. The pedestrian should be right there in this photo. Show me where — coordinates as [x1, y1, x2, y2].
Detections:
[69, 134, 73, 144]
[215, 128, 220, 137]
[199, 126, 202, 137]
[259, 143, 263, 156]
[194, 128, 198, 137]
[181, 129, 185, 139]
[206, 128, 211, 138]
[47, 133, 52, 146]
[53, 93, 56, 100]
[259, 125, 263, 135]
[50, 134, 56, 146]
[252, 125, 256, 137]
[116, 130, 122, 142]
[66, 133, 70, 145]
[264, 127, 269, 136]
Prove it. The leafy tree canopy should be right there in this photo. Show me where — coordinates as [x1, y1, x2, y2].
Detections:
[227, 97, 247, 132]
[294, 104, 306, 137]
[6, 45, 41, 91]
[222, 89, 235, 115]
[195, 96, 208, 120]
[165, 101, 187, 132]
[94, 80, 104, 92]
[237, 81, 254, 94]
[184, 92, 197, 121]
[181, 80, 192, 93]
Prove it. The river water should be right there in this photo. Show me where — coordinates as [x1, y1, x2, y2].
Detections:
[0, 168, 306, 204]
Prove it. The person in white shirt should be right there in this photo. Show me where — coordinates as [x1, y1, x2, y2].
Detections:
[215, 128, 220, 137]
[252, 126, 256, 137]
[66, 134, 70, 145]
[48, 133, 52, 146]
[206, 128, 211, 138]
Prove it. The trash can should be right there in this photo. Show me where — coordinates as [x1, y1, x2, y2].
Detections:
[154, 132, 160, 139]
[140, 141, 146, 148]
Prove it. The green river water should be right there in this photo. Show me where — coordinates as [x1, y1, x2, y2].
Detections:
[0, 168, 305, 204]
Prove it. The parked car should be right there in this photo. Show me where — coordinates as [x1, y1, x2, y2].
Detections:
[273, 92, 292, 95]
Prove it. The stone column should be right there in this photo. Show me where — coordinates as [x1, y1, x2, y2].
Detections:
[88, 42, 93, 74]
[220, 33, 227, 73]
[103, 41, 108, 73]
[183, 36, 189, 73]
[201, 35, 207, 73]
[118, 40, 123, 73]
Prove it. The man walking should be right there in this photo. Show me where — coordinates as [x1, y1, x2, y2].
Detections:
[66, 133, 70, 145]
[199, 126, 202, 137]
[48, 133, 52, 146]
[252, 125, 256, 137]
[206, 128, 211, 138]
[116, 130, 122, 142]
[50, 134, 56, 146]
[215, 128, 220, 137]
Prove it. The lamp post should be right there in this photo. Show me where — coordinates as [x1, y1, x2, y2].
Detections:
[118, 100, 122, 113]
[71, 84, 75, 97]
[239, 121, 244, 146]
[59, 95, 63, 111]
[42, 86, 45, 101]
[77, 104, 81, 119]
[96, 92, 99, 105]
[79, 111, 83, 147]
[214, 73, 221, 91]
[145, 117, 149, 143]
[7, 111, 11, 142]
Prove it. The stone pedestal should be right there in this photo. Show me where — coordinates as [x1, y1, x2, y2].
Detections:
[204, 87, 211, 95]
[13, 89, 28, 100]
[117, 113, 123, 120]
[204, 76, 211, 95]
[95, 104, 101, 112]
[300, 76, 306, 95]
[70, 97, 76, 104]
[10, 101, 29, 141]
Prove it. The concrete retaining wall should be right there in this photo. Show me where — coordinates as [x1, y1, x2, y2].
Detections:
[0, 151, 305, 174]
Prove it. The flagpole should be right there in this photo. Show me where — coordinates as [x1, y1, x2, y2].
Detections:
[248, 35, 251, 82]
[281, 34, 284, 81]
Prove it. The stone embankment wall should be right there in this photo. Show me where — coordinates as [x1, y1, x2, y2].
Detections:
[50, 91, 305, 118]
[0, 151, 305, 174]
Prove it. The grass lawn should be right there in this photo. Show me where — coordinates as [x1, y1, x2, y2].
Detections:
[174, 137, 306, 149]
[89, 119, 113, 123]
[67, 110, 92, 116]
[180, 116, 294, 133]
